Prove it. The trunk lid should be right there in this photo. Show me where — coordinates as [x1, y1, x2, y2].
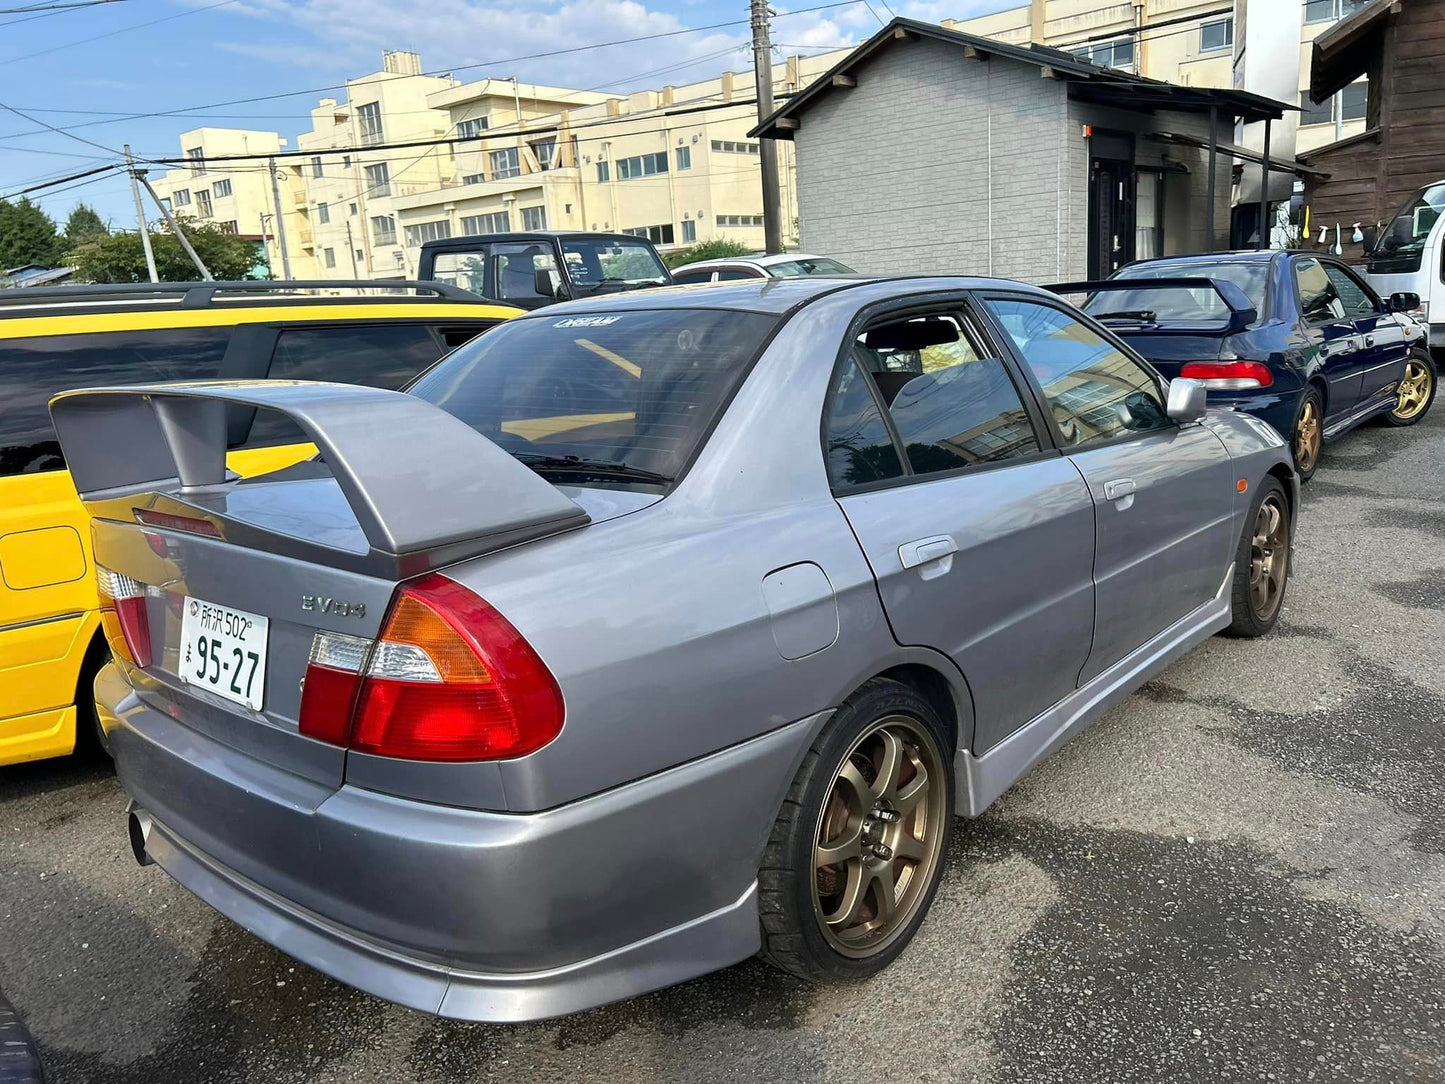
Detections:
[52, 380, 594, 786]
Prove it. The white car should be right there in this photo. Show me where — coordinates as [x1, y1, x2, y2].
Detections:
[670, 252, 855, 284]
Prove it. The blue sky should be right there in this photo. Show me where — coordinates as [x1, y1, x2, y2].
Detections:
[0, 0, 1008, 231]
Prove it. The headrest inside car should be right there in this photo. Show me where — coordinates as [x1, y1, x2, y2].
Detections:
[863, 318, 959, 351]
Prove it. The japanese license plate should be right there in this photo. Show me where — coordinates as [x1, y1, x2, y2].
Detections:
[179, 596, 269, 711]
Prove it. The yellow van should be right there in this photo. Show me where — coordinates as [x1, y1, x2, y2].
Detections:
[0, 280, 519, 765]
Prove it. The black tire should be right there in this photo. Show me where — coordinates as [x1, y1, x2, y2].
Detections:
[1381, 349, 1436, 427]
[1290, 385, 1325, 483]
[759, 678, 953, 982]
[73, 636, 113, 759]
[1224, 476, 1291, 638]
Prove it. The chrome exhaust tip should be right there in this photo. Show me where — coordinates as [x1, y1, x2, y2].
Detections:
[127, 807, 153, 867]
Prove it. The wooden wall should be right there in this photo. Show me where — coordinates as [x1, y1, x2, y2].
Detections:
[1302, 0, 1445, 260]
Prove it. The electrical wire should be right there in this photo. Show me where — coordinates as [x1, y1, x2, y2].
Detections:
[0, 0, 240, 67]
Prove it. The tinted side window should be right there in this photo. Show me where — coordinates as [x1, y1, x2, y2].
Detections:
[247, 323, 449, 447]
[824, 357, 904, 488]
[855, 312, 1040, 475]
[671, 269, 714, 284]
[1295, 257, 1345, 321]
[985, 298, 1169, 447]
[715, 268, 763, 281]
[1321, 263, 1377, 316]
[0, 326, 231, 477]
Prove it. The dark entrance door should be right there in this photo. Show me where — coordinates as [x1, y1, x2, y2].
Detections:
[1087, 134, 1137, 279]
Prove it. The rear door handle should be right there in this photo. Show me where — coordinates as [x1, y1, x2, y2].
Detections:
[1363, 334, 1375, 346]
[899, 535, 957, 570]
[1103, 478, 1136, 501]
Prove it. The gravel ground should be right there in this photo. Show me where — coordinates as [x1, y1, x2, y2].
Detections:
[2, 407, 1442, 1084]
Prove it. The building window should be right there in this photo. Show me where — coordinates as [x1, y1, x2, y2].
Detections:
[711, 140, 759, 155]
[355, 249, 364, 265]
[342, 155, 352, 169]
[681, 219, 696, 243]
[172, 188, 191, 207]
[185, 146, 204, 171]
[617, 152, 668, 180]
[349, 202, 357, 215]
[596, 161, 610, 183]
[364, 162, 390, 196]
[456, 117, 489, 140]
[460, 210, 510, 235]
[220, 221, 239, 234]
[324, 247, 336, 269]
[371, 214, 397, 245]
[1305, 0, 1369, 23]
[404, 219, 452, 246]
[675, 145, 691, 171]
[718, 214, 765, 227]
[463, 173, 485, 185]
[311, 156, 324, 178]
[317, 202, 330, 224]
[194, 190, 212, 218]
[1199, 17, 1232, 52]
[1341, 81, 1368, 121]
[357, 101, 385, 145]
[490, 148, 521, 180]
[1069, 38, 1134, 69]
[530, 137, 558, 170]
[622, 223, 674, 245]
[520, 205, 547, 231]
[211, 178, 232, 198]
[1300, 92, 1333, 126]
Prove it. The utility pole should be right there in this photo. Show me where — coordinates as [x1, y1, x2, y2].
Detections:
[124, 145, 159, 283]
[345, 220, 359, 278]
[751, 0, 783, 254]
[138, 173, 212, 280]
[268, 157, 293, 279]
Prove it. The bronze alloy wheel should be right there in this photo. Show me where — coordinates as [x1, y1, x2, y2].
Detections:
[811, 715, 948, 958]
[1294, 398, 1321, 474]
[1393, 356, 1434, 421]
[1250, 491, 1290, 623]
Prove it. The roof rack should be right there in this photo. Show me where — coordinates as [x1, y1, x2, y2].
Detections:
[0, 279, 485, 313]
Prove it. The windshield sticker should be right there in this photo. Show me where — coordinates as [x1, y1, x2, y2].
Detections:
[554, 316, 622, 328]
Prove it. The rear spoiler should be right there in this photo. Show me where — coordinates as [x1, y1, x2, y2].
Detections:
[49, 381, 590, 577]
[1043, 277, 1258, 334]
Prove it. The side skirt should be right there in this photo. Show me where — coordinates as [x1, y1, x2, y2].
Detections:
[954, 569, 1232, 818]
[1322, 387, 1399, 440]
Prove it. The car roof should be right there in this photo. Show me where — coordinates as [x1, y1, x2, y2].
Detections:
[672, 253, 833, 272]
[515, 274, 1056, 318]
[419, 231, 649, 250]
[1123, 250, 1283, 270]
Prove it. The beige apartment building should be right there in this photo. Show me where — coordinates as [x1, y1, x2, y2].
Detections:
[150, 127, 318, 278]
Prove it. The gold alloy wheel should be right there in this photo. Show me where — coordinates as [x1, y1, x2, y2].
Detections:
[1250, 493, 1290, 622]
[1295, 398, 1321, 473]
[1393, 357, 1433, 420]
[811, 715, 947, 958]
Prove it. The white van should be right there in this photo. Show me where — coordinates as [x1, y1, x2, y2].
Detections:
[1364, 181, 1445, 355]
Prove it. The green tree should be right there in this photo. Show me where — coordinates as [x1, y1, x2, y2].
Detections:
[62, 203, 108, 250]
[68, 219, 263, 282]
[662, 237, 751, 269]
[0, 197, 62, 268]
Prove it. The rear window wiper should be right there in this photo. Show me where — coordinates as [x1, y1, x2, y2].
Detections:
[514, 454, 670, 485]
[1090, 309, 1157, 322]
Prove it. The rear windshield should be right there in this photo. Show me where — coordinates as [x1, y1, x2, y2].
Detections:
[408, 307, 777, 482]
[1087, 261, 1269, 322]
[768, 258, 854, 277]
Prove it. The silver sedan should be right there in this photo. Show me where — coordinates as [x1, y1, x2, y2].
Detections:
[54, 275, 1296, 1022]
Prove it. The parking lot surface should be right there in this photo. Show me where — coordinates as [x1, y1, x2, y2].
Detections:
[2, 410, 1442, 1084]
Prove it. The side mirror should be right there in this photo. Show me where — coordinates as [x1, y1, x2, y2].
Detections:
[1388, 291, 1421, 313]
[1166, 377, 1208, 424]
[1360, 225, 1379, 251]
[534, 267, 561, 298]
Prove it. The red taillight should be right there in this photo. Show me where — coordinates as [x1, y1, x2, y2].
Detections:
[297, 575, 564, 762]
[134, 509, 222, 538]
[96, 566, 152, 669]
[1180, 360, 1274, 390]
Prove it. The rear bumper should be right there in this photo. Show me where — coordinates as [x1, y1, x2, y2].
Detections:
[97, 664, 823, 1021]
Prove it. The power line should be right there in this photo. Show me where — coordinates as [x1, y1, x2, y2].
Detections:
[0, 0, 124, 12]
[0, 0, 240, 67]
[0, 1, 862, 141]
[0, 98, 128, 158]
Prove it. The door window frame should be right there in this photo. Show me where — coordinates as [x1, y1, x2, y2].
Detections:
[974, 290, 1178, 455]
[1290, 255, 1348, 326]
[1318, 257, 1384, 316]
[820, 290, 1060, 496]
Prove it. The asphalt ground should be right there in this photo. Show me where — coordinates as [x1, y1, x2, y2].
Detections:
[2, 406, 1442, 1084]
